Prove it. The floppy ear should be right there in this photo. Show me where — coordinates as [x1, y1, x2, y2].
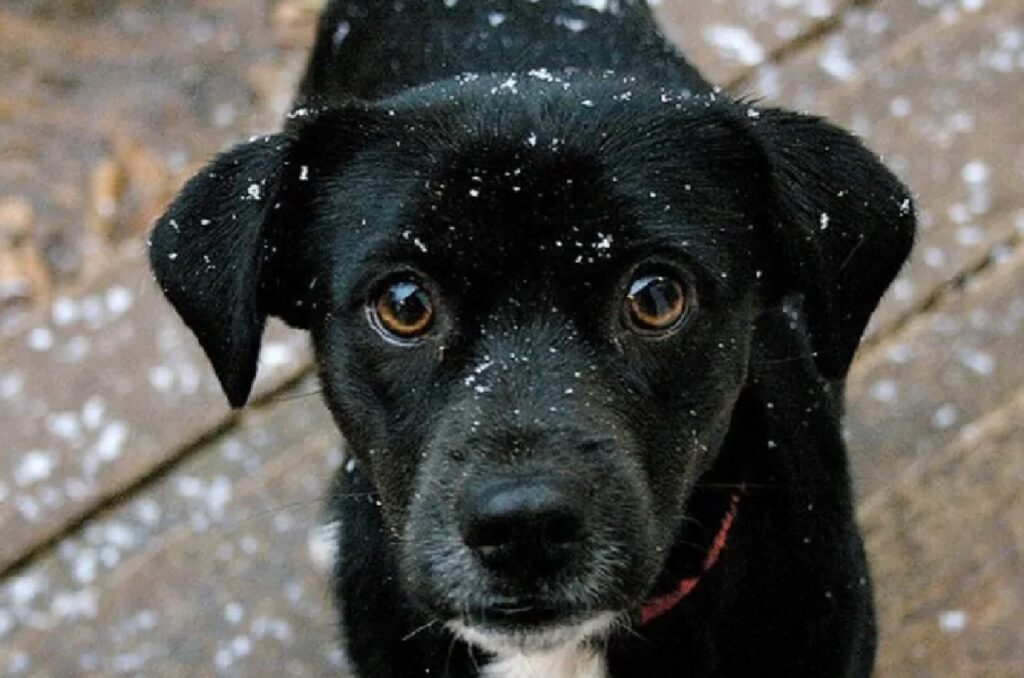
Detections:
[747, 108, 916, 380]
[149, 134, 307, 408]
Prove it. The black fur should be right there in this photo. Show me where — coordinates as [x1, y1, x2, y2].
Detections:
[150, 1, 915, 675]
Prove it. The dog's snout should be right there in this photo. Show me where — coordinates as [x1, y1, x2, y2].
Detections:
[459, 477, 586, 576]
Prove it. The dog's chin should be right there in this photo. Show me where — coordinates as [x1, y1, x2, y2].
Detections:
[448, 611, 618, 656]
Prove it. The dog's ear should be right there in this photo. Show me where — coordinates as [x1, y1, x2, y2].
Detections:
[149, 134, 306, 408]
[746, 108, 916, 380]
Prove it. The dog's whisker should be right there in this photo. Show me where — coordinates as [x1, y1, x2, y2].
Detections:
[677, 514, 706, 530]
[444, 632, 460, 677]
[402, 618, 439, 642]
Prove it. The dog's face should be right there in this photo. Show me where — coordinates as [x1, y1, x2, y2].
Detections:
[150, 74, 914, 647]
[309, 78, 762, 636]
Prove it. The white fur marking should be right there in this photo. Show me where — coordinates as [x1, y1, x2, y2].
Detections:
[308, 520, 340, 572]
[452, 613, 614, 678]
[484, 644, 607, 678]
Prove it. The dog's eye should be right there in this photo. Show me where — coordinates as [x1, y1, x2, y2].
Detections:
[624, 274, 688, 334]
[371, 280, 435, 340]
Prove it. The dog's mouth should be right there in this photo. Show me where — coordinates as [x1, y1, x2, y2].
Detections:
[449, 610, 617, 655]
[465, 600, 575, 629]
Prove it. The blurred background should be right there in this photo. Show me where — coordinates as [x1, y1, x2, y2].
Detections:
[0, 0, 1021, 675]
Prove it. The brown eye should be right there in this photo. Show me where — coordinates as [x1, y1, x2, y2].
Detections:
[372, 280, 435, 340]
[625, 275, 688, 333]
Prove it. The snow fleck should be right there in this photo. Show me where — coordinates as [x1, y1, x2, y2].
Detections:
[818, 38, 856, 81]
[9, 573, 46, 605]
[93, 421, 129, 462]
[555, 16, 588, 32]
[495, 75, 518, 93]
[52, 296, 79, 326]
[869, 380, 897, 404]
[961, 160, 989, 185]
[81, 396, 107, 430]
[48, 413, 81, 443]
[7, 653, 30, 674]
[1, 372, 25, 400]
[148, 365, 175, 392]
[259, 342, 294, 369]
[205, 476, 233, 516]
[133, 498, 162, 526]
[889, 96, 912, 118]
[932, 405, 958, 430]
[27, 327, 55, 352]
[891, 278, 914, 302]
[960, 160, 992, 216]
[176, 475, 204, 499]
[487, 12, 506, 27]
[246, 183, 262, 201]
[413, 237, 429, 253]
[819, 212, 830, 230]
[232, 635, 252, 657]
[167, 252, 179, 261]
[573, 0, 611, 11]
[73, 550, 99, 584]
[923, 247, 946, 269]
[528, 68, 555, 82]
[332, 21, 351, 48]
[595, 233, 613, 250]
[938, 610, 967, 634]
[703, 25, 765, 66]
[225, 602, 245, 625]
[959, 348, 995, 376]
[214, 647, 235, 671]
[469, 188, 481, 198]
[885, 344, 912, 365]
[299, 165, 310, 181]
[105, 286, 133, 315]
[956, 226, 984, 246]
[239, 535, 259, 555]
[14, 451, 56, 487]
[51, 588, 99, 619]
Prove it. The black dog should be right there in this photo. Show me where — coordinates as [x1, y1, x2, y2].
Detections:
[150, 1, 915, 675]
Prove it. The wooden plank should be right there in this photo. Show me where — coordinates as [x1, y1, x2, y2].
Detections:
[0, 244, 311, 574]
[0, 379, 344, 676]
[846, 238, 1024, 501]
[746, 0, 1024, 338]
[0, 0, 306, 308]
[862, 385, 1024, 676]
[654, 0, 855, 84]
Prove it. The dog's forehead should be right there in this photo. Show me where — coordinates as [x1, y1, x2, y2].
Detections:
[311, 79, 761, 298]
[394, 118, 752, 285]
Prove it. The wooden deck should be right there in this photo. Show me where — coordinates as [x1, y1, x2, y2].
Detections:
[1, 1, 1022, 675]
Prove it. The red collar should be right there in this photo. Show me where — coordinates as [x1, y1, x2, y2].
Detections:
[638, 489, 744, 626]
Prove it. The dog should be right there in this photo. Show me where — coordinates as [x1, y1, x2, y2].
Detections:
[149, 1, 916, 675]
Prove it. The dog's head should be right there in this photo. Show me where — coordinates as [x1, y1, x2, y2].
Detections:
[150, 74, 913, 645]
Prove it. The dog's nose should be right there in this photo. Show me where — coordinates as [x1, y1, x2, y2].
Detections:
[459, 477, 586, 576]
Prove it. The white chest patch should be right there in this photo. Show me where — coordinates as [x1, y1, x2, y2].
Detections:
[484, 645, 608, 678]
